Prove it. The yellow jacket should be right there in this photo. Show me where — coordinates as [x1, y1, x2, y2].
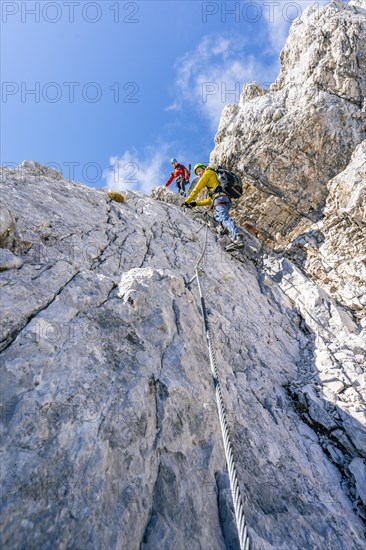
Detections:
[186, 166, 219, 206]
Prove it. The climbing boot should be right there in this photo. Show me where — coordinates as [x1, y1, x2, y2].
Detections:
[216, 224, 229, 237]
[226, 235, 245, 251]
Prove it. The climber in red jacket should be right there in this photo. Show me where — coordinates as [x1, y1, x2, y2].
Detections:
[165, 159, 190, 196]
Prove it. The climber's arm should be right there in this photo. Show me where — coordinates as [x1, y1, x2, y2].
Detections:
[185, 172, 209, 203]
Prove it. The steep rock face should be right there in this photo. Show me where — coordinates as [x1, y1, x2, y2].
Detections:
[286, 139, 366, 317]
[0, 164, 365, 549]
[275, 0, 366, 106]
[211, 0, 366, 244]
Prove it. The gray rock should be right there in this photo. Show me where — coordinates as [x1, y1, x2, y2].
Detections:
[1, 2, 366, 547]
[263, 253, 366, 453]
[18, 160, 64, 181]
[151, 185, 184, 207]
[304, 140, 366, 318]
[240, 82, 265, 104]
[215, 471, 240, 550]
[0, 248, 23, 271]
[299, 385, 338, 432]
[349, 458, 366, 506]
[0, 207, 16, 247]
[349, 0, 366, 10]
[211, 0, 366, 321]
[0, 164, 365, 549]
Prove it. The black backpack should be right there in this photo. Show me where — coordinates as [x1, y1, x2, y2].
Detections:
[213, 166, 243, 199]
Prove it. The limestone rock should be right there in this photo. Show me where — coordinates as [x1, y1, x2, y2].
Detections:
[211, 0, 366, 241]
[0, 248, 23, 271]
[211, 0, 366, 324]
[350, 0, 366, 9]
[18, 160, 64, 181]
[240, 82, 265, 105]
[300, 140, 366, 317]
[349, 457, 366, 506]
[0, 207, 15, 242]
[327, 140, 366, 224]
[275, 1, 366, 106]
[151, 185, 184, 207]
[1, 164, 365, 549]
[262, 254, 366, 457]
[1, 2, 366, 545]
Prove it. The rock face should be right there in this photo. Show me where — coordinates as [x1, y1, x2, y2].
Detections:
[1, 2, 365, 548]
[212, 0, 365, 227]
[286, 139, 366, 318]
[0, 164, 365, 549]
[211, 0, 366, 318]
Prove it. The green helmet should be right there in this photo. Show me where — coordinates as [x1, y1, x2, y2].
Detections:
[194, 163, 207, 175]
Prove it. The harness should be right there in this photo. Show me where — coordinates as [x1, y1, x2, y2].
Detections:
[213, 192, 231, 206]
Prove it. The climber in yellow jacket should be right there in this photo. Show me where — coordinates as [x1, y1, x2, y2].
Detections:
[184, 164, 244, 249]
[184, 165, 218, 206]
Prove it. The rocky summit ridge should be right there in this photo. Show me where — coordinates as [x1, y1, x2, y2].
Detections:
[1, 1, 365, 549]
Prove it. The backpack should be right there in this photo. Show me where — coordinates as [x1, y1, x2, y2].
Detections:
[213, 166, 243, 199]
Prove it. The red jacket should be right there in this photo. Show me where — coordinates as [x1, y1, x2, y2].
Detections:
[165, 163, 190, 187]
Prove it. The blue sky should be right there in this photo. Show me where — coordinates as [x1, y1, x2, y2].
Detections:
[1, 0, 332, 193]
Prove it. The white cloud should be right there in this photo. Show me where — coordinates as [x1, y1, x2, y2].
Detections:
[168, 2, 330, 129]
[165, 102, 180, 112]
[170, 34, 279, 130]
[103, 144, 169, 194]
